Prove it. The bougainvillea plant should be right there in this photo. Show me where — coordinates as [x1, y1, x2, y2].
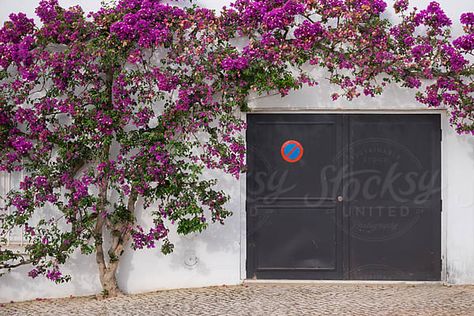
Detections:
[0, 0, 472, 297]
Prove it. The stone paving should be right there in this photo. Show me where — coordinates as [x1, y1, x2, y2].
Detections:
[2, 283, 474, 316]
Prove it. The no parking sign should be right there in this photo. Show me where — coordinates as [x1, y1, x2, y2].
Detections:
[280, 140, 304, 163]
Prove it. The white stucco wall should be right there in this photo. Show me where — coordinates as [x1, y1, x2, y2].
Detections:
[0, 0, 473, 303]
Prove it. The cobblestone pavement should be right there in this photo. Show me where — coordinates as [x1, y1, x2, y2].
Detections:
[2, 283, 474, 316]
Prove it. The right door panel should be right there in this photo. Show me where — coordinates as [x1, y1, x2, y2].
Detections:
[346, 115, 441, 280]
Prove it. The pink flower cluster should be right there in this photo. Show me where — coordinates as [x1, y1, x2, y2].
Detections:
[132, 223, 168, 249]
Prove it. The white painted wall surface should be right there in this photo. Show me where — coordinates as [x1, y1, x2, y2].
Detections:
[0, 0, 473, 303]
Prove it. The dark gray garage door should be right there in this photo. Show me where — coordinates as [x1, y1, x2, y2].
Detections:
[246, 114, 441, 280]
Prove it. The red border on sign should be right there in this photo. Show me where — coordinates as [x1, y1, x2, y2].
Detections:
[281, 140, 304, 163]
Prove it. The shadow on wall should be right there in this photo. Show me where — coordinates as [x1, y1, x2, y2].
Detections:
[0, 249, 101, 303]
[117, 169, 241, 293]
[456, 132, 474, 212]
[248, 69, 422, 111]
[446, 125, 474, 209]
[444, 121, 474, 285]
[467, 136, 474, 169]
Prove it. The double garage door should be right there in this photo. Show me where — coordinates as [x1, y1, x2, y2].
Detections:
[246, 114, 441, 280]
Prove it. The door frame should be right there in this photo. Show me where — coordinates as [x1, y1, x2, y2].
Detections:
[239, 110, 447, 282]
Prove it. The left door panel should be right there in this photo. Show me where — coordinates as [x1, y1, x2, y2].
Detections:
[246, 114, 344, 279]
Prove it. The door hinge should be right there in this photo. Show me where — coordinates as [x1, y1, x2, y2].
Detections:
[440, 129, 442, 142]
[440, 199, 443, 213]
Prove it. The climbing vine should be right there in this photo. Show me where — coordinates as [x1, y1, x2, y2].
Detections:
[0, 0, 472, 296]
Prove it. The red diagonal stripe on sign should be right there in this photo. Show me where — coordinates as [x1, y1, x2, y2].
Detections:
[286, 144, 298, 159]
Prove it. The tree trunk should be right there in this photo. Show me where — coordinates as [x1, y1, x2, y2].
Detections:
[99, 261, 122, 298]
[95, 221, 129, 298]
[94, 188, 138, 299]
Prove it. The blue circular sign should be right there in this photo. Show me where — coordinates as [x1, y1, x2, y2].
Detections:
[281, 140, 304, 163]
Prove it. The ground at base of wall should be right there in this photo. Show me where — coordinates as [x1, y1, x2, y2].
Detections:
[2, 283, 474, 316]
